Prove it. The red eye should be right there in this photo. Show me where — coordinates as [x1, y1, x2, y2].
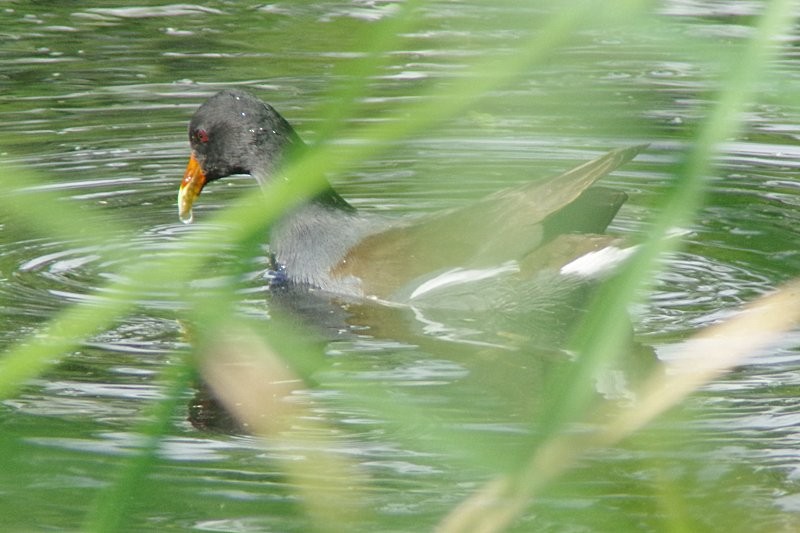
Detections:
[195, 129, 210, 143]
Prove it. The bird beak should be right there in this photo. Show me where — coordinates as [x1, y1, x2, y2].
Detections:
[179, 153, 207, 224]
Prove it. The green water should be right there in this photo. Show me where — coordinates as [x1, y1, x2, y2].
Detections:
[1, 1, 800, 531]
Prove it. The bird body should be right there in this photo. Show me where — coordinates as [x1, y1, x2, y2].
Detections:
[179, 89, 645, 302]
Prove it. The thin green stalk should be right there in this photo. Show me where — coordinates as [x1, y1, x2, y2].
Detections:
[438, 1, 797, 530]
[83, 354, 195, 532]
[540, 0, 796, 435]
[314, 0, 424, 143]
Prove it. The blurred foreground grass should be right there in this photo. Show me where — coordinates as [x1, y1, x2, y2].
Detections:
[1, 1, 799, 531]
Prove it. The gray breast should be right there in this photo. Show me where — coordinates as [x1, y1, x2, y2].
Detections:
[270, 203, 387, 296]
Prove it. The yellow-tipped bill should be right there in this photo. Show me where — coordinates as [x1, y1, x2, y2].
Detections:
[179, 153, 206, 224]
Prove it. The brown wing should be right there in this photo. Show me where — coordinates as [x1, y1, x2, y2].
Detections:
[332, 145, 646, 298]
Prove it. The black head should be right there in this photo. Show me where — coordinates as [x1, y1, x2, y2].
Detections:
[179, 89, 304, 222]
[188, 89, 302, 182]
[179, 89, 352, 223]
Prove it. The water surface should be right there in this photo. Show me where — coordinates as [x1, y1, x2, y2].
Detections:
[1, 1, 800, 531]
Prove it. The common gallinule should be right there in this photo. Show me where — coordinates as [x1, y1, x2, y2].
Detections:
[179, 89, 644, 302]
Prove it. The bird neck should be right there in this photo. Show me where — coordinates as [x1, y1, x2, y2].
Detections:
[252, 167, 355, 213]
[311, 185, 355, 212]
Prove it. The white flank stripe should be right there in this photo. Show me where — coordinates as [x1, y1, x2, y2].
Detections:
[560, 246, 637, 277]
[409, 261, 520, 300]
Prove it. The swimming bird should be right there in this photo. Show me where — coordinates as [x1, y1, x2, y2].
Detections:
[178, 89, 644, 303]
